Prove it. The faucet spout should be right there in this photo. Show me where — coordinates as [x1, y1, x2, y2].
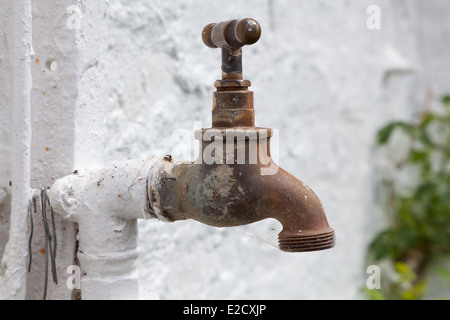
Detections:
[261, 167, 335, 252]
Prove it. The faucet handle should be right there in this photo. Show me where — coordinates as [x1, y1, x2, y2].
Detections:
[202, 18, 261, 82]
[202, 18, 261, 52]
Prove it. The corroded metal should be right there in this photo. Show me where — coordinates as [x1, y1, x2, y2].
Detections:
[202, 18, 261, 81]
[203, 19, 261, 129]
[149, 18, 335, 253]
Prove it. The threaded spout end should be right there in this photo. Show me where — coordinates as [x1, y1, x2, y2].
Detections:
[278, 230, 335, 253]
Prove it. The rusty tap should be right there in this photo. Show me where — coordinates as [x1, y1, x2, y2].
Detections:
[148, 18, 335, 252]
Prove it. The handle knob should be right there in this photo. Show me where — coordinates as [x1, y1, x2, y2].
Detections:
[202, 18, 261, 51]
[201, 19, 261, 127]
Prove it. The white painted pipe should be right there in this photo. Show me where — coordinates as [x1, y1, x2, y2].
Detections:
[49, 158, 170, 300]
[0, 0, 33, 300]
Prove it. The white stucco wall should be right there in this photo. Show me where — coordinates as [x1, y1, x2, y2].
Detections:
[102, 0, 430, 299]
[1, 0, 448, 300]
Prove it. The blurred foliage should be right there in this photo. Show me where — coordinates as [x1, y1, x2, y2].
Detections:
[366, 95, 450, 300]
[363, 262, 427, 300]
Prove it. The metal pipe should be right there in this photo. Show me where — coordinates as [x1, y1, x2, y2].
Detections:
[48, 158, 157, 299]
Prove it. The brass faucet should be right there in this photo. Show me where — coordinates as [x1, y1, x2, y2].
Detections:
[148, 19, 335, 252]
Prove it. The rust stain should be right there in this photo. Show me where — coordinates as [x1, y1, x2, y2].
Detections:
[97, 178, 104, 187]
[40, 247, 45, 255]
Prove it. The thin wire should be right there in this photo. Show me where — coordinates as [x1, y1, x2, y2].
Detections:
[27, 187, 59, 300]
[43, 223, 49, 300]
[47, 191, 58, 285]
[27, 197, 34, 273]
[40, 188, 49, 300]
[39, 186, 58, 300]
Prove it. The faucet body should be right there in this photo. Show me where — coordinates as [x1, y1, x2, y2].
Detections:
[147, 18, 335, 252]
[148, 131, 334, 253]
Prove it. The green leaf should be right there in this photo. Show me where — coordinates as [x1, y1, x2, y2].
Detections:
[362, 287, 387, 300]
[409, 150, 428, 164]
[377, 123, 397, 144]
[436, 267, 450, 279]
[442, 95, 450, 108]
[419, 112, 435, 128]
[377, 121, 416, 145]
[418, 127, 434, 147]
[400, 280, 427, 300]
[369, 229, 395, 260]
[395, 261, 416, 283]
